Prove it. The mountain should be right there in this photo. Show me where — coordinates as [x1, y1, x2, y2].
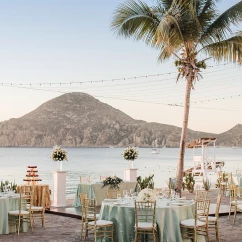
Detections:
[217, 124, 242, 147]
[0, 92, 238, 147]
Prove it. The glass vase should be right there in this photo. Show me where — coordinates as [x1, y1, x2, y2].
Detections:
[128, 160, 134, 169]
[57, 160, 63, 171]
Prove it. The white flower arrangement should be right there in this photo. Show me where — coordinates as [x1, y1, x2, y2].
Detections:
[122, 147, 138, 161]
[51, 146, 68, 161]
[137, 188, 156, 202]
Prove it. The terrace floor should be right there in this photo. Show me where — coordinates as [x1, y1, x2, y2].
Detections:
[1, 189, 241, 242]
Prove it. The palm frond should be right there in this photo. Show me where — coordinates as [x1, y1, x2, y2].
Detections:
[111, 0, 162, 45]
[155, 0, 173, 11]
[200, 1, 242, 44]
[201, 31, 242, 64]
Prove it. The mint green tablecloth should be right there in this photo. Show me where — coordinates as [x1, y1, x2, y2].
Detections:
[0, 197, 28, 234]
[99, 200, 205, 242]
[73, 182, 137, 207]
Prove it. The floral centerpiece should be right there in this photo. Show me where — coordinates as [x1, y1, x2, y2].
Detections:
[137, 188, 156, 202]
[51, 146, 68, 171]
[122, 146, 138, 168]
[0, 180, 17, 193]
[102, 176, 123, 190]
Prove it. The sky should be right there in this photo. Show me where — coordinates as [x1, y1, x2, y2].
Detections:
[0, 0, 241, 134]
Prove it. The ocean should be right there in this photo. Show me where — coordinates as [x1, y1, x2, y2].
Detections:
[0, 147, 241, 198]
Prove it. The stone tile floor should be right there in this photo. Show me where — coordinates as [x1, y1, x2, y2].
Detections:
[1, 213, 242, 241]
[1, 189, 241, 242]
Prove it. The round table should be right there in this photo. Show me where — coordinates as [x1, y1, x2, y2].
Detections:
[0, 195, 28, 234]
[99, 198, 205, 242]
[17, 184, 51, 209]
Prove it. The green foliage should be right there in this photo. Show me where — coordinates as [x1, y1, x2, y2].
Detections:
[203, 176, 211, 191]
[182, 173, 195, 193]
[0, 180, 17, 193]
[102, 176, 123, 190]
[215, 172, 228, 188]
[137, 174, 154, 190]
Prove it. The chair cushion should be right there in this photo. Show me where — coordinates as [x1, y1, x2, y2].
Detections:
[199, 216, 217, 222]
[88, 220, 113, 226]
[8, 210, 29, 215]
[30, 206, 44, 211]
[236, 204, 242, 210]
[87, 213, 100, 219]
[180, 219, 206, 227]
[231, 200, 242, 205]
[135, 222, 156, 229]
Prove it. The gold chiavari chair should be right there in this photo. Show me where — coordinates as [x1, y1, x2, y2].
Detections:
[134, 201, 157, 242]
[199, 194, 221, 242]
[79, 193, 88, 240]
[218, 172, 232, 195]
[83, 199, 113, 242]
[195, 190, 208, 200]
[80, 176, 91, 184]
[180, 199, 210, 242]
[106, 190, 118, 199]
[8, 193, 34, 235]
[100, 176, 107, 182]
[28, 186, 46, 230]
[228, 185, 242, 224]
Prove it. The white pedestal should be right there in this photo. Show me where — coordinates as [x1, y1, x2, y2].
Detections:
[124, 168, 138, 182]
[52, 171, 66, 207]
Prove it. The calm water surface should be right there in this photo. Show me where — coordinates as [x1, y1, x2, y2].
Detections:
[0, 147, 241, 198]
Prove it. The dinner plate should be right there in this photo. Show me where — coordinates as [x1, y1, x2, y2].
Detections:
[170, 202, 186, 206]
[113, 202, 130, 206]
[104, 199, 118, 202]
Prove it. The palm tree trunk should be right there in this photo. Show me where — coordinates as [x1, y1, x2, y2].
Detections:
[175, 75, 192, 195]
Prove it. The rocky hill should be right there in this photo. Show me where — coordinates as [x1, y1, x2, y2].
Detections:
[0, 92, 239, 147]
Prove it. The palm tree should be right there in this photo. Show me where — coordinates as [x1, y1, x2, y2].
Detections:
[111, 0, 242, 194]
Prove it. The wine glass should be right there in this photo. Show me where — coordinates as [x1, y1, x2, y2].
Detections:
[130, 189, 134, 197]
[117, 192, 121, 200]
[123, 190, 128, 198]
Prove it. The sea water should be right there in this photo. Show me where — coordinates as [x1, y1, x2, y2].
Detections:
[0, 147, 241, 198]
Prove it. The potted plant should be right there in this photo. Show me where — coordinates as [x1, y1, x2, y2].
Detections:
[182, 173, 195, 193]
[137, 174, 154, 190]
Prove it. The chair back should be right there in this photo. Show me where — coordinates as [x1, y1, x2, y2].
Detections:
[215, 194, 222, 219]
[229, 184, 238, 201]
[195, 190, 208, 200]
[80, 176, 91, 184]
[83, 199, 97, 224]
[135, 201, 156, 228]
[40, 187, 46, 208]
[195, 199, 210, 225]
[106, 190, 117, 199]
[100, 176, 107, 182]
[79, 193, 87, 211]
